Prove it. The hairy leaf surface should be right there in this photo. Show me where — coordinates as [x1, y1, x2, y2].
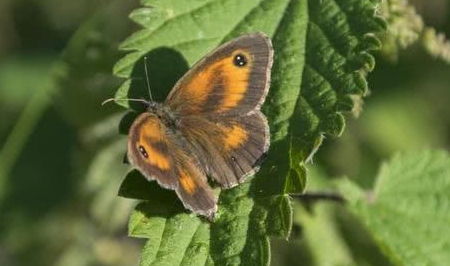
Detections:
[115, 0, 385, 264]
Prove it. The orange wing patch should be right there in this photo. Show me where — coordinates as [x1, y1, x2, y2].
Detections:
[222, 124, 248, 150]
[181, 69, 213, 112]
[137, 116, 171, 170]
[179, 170, 197, 195]
[172, 49, 252, 113]
[139, 117, 163, 141]
[217, 50, 252, 112]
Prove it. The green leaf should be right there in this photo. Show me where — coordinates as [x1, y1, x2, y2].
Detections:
[293, 166, 393, 266]
[336, 150, 450, 266]
[84, 137, 134, 231]
[54, 0, 139, 128]
[294, 167, 356, 266]
[0, 74, 52, 198]
[0, 0, 138, 200]
[114, 0, 385, 265]
[295, 202, 355, 266]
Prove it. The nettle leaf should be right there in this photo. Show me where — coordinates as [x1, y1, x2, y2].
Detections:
[113, 0, 385, 265]
[336, 150, 450, 266]
[54, 0, 139, 128]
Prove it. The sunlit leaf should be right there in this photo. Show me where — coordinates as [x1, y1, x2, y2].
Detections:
[115, 0, 385, 264]
[337, 150, 450, 266]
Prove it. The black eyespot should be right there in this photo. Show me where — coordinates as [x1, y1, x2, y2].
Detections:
[138, 145, 148, 158]
[231, 156, 237, 162]
[233, 54, 247, 67]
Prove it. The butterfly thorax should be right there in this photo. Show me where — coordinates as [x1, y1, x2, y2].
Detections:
[147, 102, 179, 129]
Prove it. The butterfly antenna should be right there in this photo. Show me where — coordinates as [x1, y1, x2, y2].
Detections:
[144, 56, 154, 102]
[101, 98, 149, 106]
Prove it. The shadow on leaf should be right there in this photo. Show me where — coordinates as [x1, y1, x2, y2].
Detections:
[126, 47, 189, 111]
[119, 170, 187, 219]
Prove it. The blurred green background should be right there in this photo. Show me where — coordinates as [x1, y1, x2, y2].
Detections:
[0, 0, 448, 265]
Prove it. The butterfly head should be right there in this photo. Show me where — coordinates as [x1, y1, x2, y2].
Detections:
[146, 101, 179, 128]
[146, 101, 159, 112]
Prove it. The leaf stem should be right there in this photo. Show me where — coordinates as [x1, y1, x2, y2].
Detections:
[292, 191, 345, 204]
[0, 80, 52, 199]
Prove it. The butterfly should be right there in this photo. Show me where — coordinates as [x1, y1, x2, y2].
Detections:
[125, 33, 273, 220]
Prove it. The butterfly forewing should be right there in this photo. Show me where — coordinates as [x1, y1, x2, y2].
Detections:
[166, 33, 273, 116]
[127, 113, 217, 218]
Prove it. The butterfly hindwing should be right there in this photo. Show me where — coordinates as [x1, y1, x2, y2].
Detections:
[166, 33, 273, 116]
[173, 152, 218, 218]
[179, 112, 269, 188]
[127, 113, 217, 218]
